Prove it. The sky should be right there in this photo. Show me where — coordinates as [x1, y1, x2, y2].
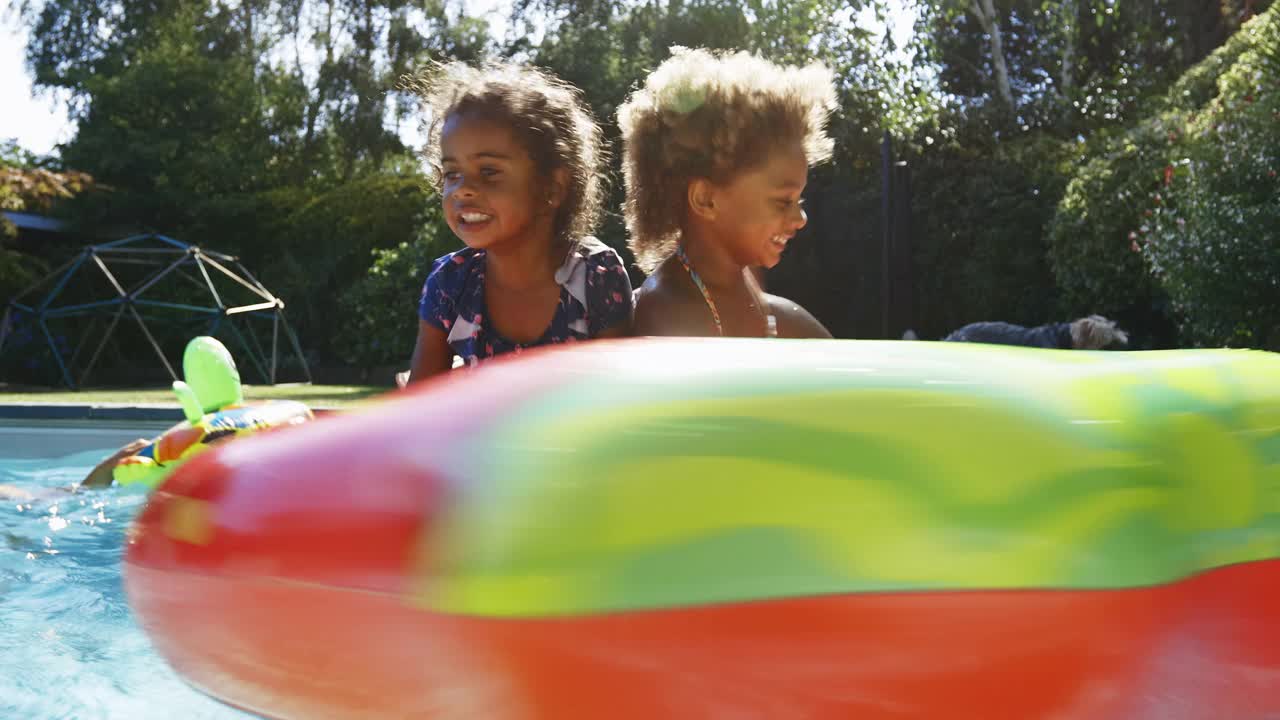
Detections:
[1, 17, 77, 155]
[0, 0, 516, 156]
[1, 1, 916, 158]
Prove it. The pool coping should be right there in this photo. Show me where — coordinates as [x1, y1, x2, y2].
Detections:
[0, 403, 342, 422]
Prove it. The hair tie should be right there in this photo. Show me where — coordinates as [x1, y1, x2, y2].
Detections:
[659, 81, 706, 115]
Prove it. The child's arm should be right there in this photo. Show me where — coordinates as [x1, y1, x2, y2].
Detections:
[405, 319, 455, 384]
[80, 438, 154, 488]
[407, 251, 469, 383]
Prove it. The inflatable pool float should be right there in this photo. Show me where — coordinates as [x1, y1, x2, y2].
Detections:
[124, 338, 1280, 719]
[113, 337, 313, 488]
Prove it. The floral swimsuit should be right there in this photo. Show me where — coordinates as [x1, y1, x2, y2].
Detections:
[419, 237, 634, 367]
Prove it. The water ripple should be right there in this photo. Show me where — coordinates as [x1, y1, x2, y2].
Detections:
[1, 446, 255, 719]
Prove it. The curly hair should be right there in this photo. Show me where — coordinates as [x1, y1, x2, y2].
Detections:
[1071, 315, 1129, 349]
[405, 59, 607, 249]
[616, 47, 838, 272]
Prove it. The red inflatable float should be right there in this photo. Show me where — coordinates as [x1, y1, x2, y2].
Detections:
[125, 338, 1280, 718]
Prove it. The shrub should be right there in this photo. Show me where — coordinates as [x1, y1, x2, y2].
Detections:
[1049, 5, 1279, 348]
[1140, 9, 1280, 348]
[1046, 118, 1182, 346]
[336, 203, 459, 366]
[250, 172, 435, 362]
[909, 130, 1070, 339]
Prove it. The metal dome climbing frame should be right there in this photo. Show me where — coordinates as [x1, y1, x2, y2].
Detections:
[0, 233, 311, 389]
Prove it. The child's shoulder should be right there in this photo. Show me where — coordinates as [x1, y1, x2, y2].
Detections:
[632, 260, 705, 336]
[562, 236, 630, 287]
[572, 236, 625, 265]
[764, 293, 832, 339]
[427, 246, 482, 280]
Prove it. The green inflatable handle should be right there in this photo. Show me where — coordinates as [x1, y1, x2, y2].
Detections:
[178, 336, 243, 414]
[173, 381, 205, 424]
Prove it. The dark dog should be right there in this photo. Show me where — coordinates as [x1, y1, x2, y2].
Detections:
[904, 315, 1129, 350]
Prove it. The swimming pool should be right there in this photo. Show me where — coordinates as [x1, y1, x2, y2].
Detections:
[0, 419, 257, 719]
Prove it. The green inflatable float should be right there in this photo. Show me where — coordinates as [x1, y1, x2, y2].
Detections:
[112, 336, 314, 488]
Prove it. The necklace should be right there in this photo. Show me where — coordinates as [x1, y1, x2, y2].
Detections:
[674, 245, 777, 338]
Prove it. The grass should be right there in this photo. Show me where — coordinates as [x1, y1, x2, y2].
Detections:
[0, 383, 389, 408]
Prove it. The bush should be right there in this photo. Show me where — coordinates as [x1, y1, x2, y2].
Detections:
[0, 309, 72, 386]
[336, 203, 459, 366]
[1046, 118, 1182, 347]
[908, 130, 1071, 339]
[1140, 9, 1280, 348]
[250, 171, 436, 363]
[1049, 5, 1280, 348]
[1, 143, 92, 301]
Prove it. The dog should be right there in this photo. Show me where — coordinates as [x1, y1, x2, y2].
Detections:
[903, 315, 1129, 350]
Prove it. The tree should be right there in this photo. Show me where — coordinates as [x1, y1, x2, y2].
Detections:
[21, 0, 492, 186]
[915, 0, 1272, 136]
[1, 140, 93, 297]
[53, 11, 275, 242]
[1138, 6, 1280, 347]
[17, 0, 490, 366]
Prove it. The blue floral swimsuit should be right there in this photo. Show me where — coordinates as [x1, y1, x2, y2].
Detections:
[419, 237, 634, 367]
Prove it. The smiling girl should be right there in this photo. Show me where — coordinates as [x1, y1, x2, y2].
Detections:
[618, 48, 837, 339]
[403, 60, 633, 381]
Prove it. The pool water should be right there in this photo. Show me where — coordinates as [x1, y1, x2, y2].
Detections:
[0, 421, 256, 719]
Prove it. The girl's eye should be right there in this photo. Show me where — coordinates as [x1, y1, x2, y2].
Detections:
[480, 167, 501, 178]
[443, 170, 461, 182]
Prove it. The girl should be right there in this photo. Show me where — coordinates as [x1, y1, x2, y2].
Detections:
[617, 47, 836, 339]
[403, 60, 633, 382]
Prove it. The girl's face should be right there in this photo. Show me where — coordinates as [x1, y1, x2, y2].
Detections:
[702, 140, 809, 269]
[439, 113, 555, 252]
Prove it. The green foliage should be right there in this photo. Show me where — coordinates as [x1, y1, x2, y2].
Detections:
[57, 12, 275, 237]
[889, 0, 1262, 343]
[0, 140, 41, 171]
[337, 203, 458, 366]
[16, 0, 489, 368]
[916, 0, 1272, 138]
[1141, 9, 1280, 347]
[1046, 118, 1178, 344]
[0, 248, 36, 303]
[14, 0, 1272, 367]
[908, 128, 1071, 338]
[1050, 3, 1279, 348]
[21, 0, 493, 185]
[1, 140, 93, 298]
[253, 172, 436, 361]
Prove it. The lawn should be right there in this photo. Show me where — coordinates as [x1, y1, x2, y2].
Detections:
[0, 384, 389, 408]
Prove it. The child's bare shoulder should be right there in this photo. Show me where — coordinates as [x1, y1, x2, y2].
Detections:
[633, 263, 705, 337]
[765, 294, 832, 339]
